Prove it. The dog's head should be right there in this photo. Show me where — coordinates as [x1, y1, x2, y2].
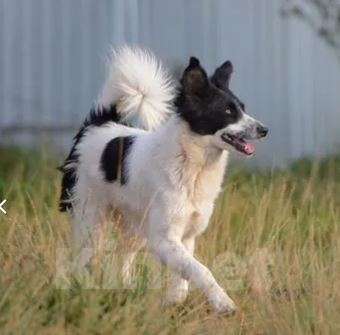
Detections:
[176, 57, 268, 155]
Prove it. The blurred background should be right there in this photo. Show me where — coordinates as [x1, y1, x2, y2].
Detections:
[0, 0, 339, 167]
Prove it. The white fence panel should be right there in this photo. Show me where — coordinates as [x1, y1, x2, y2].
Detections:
[0, 0, 339, 166]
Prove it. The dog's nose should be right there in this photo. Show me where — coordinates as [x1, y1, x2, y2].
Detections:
[257, 125, 268, 138]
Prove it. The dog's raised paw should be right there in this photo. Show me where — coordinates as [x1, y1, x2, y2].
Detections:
[209, 290, 237, 315]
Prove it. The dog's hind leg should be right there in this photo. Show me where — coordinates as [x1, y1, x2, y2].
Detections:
[71, 197, 106, 273]
[165, 237, 195, 305]
[120, 238, 145, 287]
[115, 218, 146, 288]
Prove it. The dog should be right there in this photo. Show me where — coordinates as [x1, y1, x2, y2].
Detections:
[59, 46, 268, 314]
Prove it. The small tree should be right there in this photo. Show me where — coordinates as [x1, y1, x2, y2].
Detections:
[282, 0, 340, 59]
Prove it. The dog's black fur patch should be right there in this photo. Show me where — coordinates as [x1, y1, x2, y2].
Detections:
[211, 60, 233, 91]
[100, 136, 135, 184]
[59, 104, 121, 212]
[211, 61, 246, 111]
[175, 58, 243, 136]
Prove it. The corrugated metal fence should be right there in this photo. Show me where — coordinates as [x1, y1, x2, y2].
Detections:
[0, 0, 339, 166]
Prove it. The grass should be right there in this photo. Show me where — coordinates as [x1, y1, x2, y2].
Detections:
[0, 147, 340, 334]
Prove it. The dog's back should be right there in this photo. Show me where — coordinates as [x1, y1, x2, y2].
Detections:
[59, 47, 175, 212]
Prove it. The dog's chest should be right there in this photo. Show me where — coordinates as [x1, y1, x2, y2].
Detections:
[180, 152, 228, 238]
[181, 180, 220, 238]
[182, 151, 227, 203]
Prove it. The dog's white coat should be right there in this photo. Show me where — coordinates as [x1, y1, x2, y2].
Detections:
[69, 47, 249, 314]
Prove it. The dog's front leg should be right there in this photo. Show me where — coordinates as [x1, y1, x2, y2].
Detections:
[165, 237, 195, 305]
[148, 208, 236, 314]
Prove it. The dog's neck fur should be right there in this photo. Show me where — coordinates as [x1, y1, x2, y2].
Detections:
[157, 116, 229, 202]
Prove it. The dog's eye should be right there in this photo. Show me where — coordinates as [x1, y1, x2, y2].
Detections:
[226, 109, 231, 115]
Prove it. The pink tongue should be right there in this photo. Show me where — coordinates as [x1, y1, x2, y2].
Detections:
[244, 142, 255, 155]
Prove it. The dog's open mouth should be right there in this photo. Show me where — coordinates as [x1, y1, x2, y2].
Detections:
[221, 134, 255, 155]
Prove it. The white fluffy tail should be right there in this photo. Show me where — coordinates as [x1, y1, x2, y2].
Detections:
[98, 46, 175, 131]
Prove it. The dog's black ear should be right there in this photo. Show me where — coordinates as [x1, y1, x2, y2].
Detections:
[211, 60, 233, 90]
[181, 57, 209, 97]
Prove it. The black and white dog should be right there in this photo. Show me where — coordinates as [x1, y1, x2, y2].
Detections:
[59, 47, 268, 314]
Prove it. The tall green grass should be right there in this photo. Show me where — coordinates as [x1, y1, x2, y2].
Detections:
[0, 147, 339, 334]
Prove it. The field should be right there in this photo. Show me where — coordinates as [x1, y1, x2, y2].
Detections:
[0, 147, 339, 334]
